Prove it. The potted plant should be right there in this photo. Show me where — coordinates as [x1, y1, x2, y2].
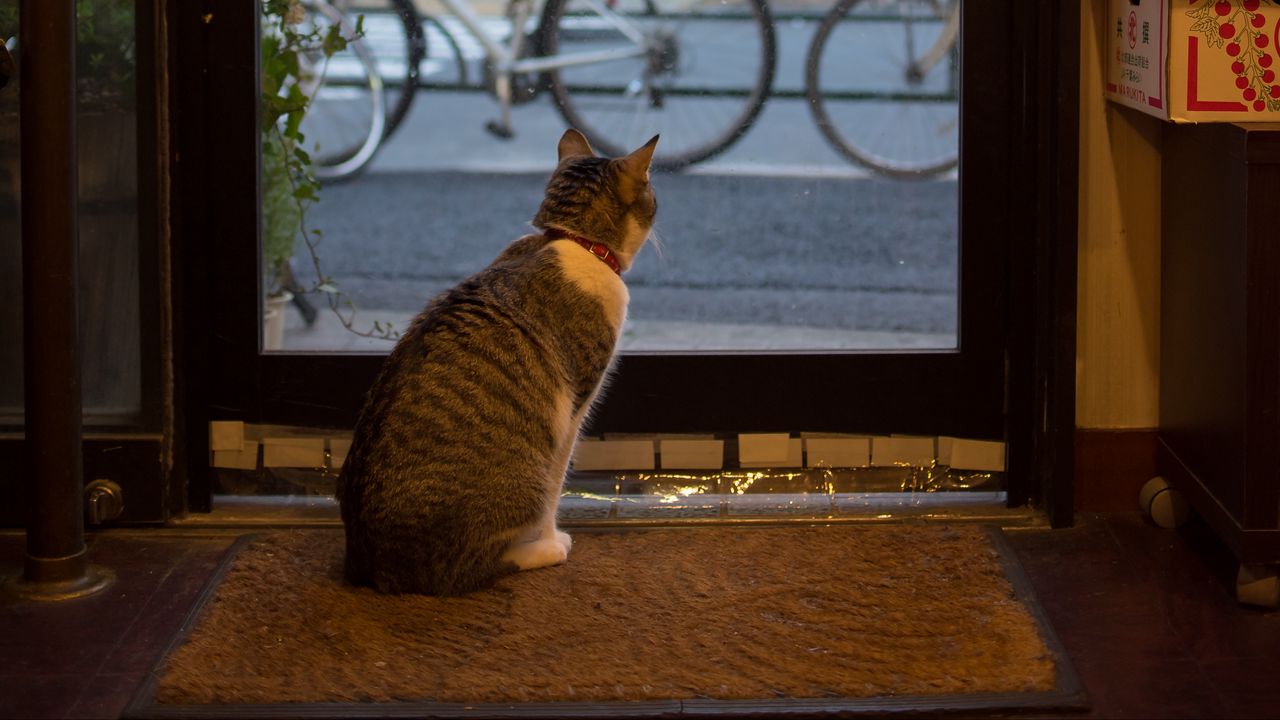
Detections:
[261, 0, 324, 349]
[261, 126, 302, 349]
[260, 0, 395, 347]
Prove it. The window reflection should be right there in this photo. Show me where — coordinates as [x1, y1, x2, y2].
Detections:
[0, 0, 143, 425]
[266, 0, 959, 353]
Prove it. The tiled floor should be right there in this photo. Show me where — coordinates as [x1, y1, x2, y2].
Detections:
[2, 513, 1279, 719]
[0, 532, 232, 719]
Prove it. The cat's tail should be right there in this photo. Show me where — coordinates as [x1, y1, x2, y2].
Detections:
[342, 529, 374, 588]
[337, 472, 377, 589]
[361, 538, 517, 597]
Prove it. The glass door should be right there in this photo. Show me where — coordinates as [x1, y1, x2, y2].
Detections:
[0, 0, 169, 525]
[272, 0, 963, 355]
[175, 0, 1058, 514]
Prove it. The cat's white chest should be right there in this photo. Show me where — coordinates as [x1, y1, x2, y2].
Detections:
[551, 240, 628, 336]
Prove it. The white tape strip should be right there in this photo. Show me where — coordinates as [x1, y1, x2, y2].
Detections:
[948, 439, 1006, 472]
[871, 436, 936, 467]
[659, 439, 725, 470]
[739, 434, 802, 468]
[572, 439, 656, 471]
[209, 421, 245, 452]
[805, 437, 872, 468]
[261, 437, 326, 468]
[212, 440, 259, 470]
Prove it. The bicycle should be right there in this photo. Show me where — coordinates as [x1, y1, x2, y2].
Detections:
[276, 0, 464, 180]
[305, 0, 958, 180]
[805, 0, 961, 179]
[332, 1, 470, 143]
[314, 0, 778, 175]
[285, 0, 388, 179]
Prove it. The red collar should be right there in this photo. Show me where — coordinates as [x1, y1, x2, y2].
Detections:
[547, 228, 621, 275]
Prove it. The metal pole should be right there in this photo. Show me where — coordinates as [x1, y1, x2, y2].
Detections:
[6, 0, 111, 600]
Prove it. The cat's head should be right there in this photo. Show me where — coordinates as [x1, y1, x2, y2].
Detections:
[532, 129, 659, 272]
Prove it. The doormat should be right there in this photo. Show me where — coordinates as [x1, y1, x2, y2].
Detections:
[126, 525, 1085, 718]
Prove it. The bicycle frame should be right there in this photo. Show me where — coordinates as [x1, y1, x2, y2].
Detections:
[319, 0, 776, 170]
[434, 0, 650, 132]
[441, 0, 647, 72]
[911, 0, 959, 80]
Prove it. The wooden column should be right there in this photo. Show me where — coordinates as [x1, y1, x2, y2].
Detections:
[5, 0, 112, 601]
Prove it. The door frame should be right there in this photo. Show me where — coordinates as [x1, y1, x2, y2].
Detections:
[168, 0, 1079, 524]
[0, 0, 173, 527]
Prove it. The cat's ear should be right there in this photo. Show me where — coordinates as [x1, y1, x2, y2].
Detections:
[616, 135, 659, 185]
[558, 128, 595, 161]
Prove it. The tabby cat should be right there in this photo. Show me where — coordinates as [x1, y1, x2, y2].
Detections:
[336, 129, 659, 596]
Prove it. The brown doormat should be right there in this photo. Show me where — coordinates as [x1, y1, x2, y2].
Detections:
[126, 525, 1085, 718]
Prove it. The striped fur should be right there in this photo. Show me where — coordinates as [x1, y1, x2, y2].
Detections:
[337, 130, 658, 595]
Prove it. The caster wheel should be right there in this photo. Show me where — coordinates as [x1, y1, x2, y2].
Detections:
[1139, 476, 1190, 529]
[1236, 564, 1280, 609]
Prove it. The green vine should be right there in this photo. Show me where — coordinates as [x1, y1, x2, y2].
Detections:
[261, 0, 398, 340]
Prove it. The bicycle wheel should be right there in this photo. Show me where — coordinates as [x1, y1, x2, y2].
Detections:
[538, 0, 776, 171]
[296, 0, 387, 180]
[420, 13, 470, 90]
[806, 0, 959, 179]
[332, 0, 425, 141]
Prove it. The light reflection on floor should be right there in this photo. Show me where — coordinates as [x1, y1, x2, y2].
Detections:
[188, 483, 1020, 528]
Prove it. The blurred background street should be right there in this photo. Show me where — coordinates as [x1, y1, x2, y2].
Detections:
[282, 1, 960, 352]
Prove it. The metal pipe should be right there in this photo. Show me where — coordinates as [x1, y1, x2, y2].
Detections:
[18, 0, 90, 588]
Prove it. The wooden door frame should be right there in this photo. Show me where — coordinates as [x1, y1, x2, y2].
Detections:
[166, 0, 1079, 525]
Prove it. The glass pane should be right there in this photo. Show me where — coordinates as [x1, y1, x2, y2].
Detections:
[236, 1, 989, 503]
[262, 0, 959, 353]
[0, 0, 143, 426]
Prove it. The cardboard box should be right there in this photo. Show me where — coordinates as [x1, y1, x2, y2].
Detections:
[1107, 0, 1280, 122]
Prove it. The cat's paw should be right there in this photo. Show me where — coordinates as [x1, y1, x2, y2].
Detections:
[503, 537, 569, 572]
[555, 529, 573, 554]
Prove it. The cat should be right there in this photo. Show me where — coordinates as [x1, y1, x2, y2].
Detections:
[336, 129, 659, 596]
